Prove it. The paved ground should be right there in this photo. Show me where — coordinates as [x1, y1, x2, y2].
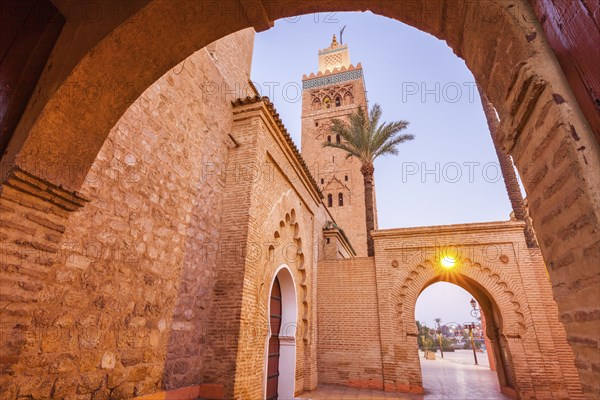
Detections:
[299, 350, 511, 400]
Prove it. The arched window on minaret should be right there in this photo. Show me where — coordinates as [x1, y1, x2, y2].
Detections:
[312, 98, 321, 111]
[344, 92, 354, 105]
[336, 134, 341, 144]
[338, 193, 344, 206]
[327, 135, 331, 143]
[335, 96, 341, 107]
[327, 194, 333, 207]
[324, 97, 331, 108]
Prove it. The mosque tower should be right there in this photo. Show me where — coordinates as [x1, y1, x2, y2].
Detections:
[301, 34, 376, 257]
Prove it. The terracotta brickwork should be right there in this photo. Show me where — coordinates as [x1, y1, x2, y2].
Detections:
[2, 0, 600, 398]
[317, 257, 383, 388]
[317, 222, 583, 399]
[220, 97, 330, 398]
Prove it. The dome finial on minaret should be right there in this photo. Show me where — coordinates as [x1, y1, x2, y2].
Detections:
[331, 34, 338, 48]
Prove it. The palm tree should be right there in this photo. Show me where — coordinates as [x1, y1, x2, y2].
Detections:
[477, 85, 538, 248]
[324, 104, 414, 256]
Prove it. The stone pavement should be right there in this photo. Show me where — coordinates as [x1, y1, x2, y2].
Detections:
[298, 350, 511, 400]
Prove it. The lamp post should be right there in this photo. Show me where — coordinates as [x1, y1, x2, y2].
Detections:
[466, 323, 478, 365]
[470, 298, 481, 318]
[468, 298, 481, 365]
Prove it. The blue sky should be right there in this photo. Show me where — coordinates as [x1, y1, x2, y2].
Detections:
[250, 12, 517, 324]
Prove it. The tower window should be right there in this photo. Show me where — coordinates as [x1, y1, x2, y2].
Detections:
[344, 92, 354, 105]
[336, 134, 341, 144]
[315, 121, 319, 127]
[327, 194, 333, 207]
[312, 98, 321, 110]
[327, 135, 331, 143]
[345, 175, 348, 181]
[338, 193, 344, 206]
[335, 97, 341, 107]
[320, 178, 324, 184]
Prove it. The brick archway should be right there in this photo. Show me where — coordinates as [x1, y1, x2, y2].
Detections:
[393, 258, 528, 397]
[371, 223, 584, 399]
[1, 0, 599, 396]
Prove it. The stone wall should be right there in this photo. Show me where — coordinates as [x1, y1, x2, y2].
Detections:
[0, 29, 256, 399]
[4, 1, 599, 395]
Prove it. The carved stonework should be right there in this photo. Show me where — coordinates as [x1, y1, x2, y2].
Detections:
[258, 191, 309, 344]
[309, 83, 355, 110]
[315, 121, 332, 140]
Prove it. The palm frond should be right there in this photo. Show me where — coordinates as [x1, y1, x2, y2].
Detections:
[322, 103, 414, 164]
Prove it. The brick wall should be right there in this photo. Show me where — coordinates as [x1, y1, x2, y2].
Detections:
[317, 257, 383, 389]
[222, 98, 327, 398]
[371, 222, 584, 398]
[316, 221, 583, 398]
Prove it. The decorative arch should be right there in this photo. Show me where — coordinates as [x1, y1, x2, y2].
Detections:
[311, 97, 321, 111]
[391, 257, 529, 394]
[392, 258, 526, 337]
[257, 190, 309, 349]
[263, 265, 298, 400]
[343, 91, 354, 105]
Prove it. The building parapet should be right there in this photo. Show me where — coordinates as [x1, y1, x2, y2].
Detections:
[371, 220, 527, 239]
[302, 63, 363, 90]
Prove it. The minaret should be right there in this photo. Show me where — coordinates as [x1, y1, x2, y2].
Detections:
[301, 35, 374, 257]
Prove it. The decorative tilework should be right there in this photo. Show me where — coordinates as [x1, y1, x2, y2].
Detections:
[303, 69, 363, 90]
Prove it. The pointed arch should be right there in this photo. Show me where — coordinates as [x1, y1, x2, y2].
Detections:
[264, 265, 298, 400]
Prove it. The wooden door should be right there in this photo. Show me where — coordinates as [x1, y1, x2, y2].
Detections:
[266, 277, 282, 400]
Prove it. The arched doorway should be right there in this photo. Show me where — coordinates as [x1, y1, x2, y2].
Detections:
[393, 256, 527, 396]
[415, 280, 516, 398]
[265, 266, 298, 400]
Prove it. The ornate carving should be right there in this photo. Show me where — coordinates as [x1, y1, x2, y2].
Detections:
[303, 69, 363, 89]
[394, 259, 527, 334]
[309, 83, 355, 110]
[258, 192, 309, 344]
